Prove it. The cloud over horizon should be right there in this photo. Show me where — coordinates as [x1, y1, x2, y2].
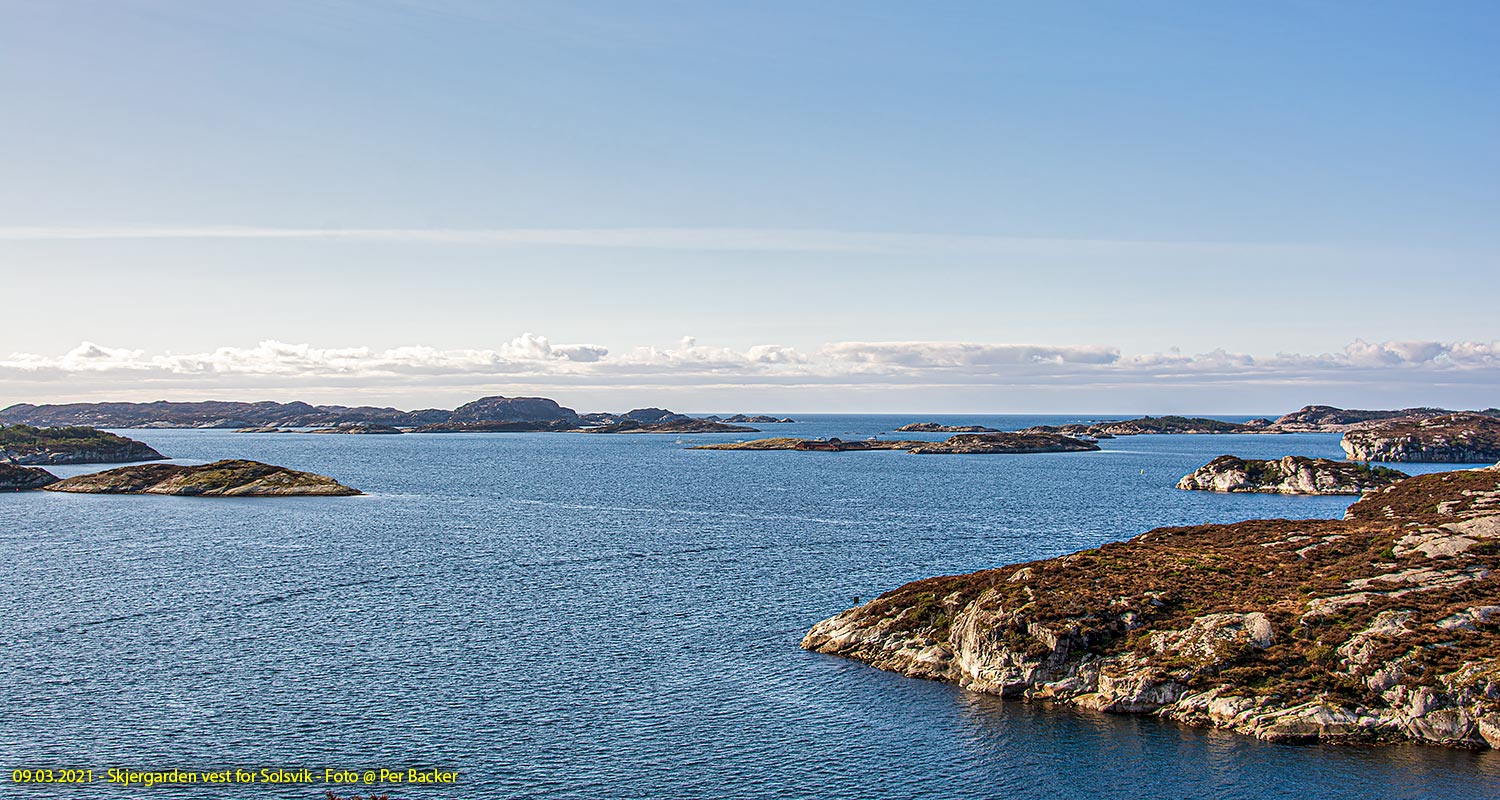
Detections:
[3, 335, 1498, 411]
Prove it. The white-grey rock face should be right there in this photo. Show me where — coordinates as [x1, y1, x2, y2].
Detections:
[1176, 455, 1405, 495]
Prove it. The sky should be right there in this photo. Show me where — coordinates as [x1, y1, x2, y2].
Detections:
[1, 1, 1497, 413]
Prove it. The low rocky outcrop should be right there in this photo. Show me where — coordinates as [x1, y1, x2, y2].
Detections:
[909, 432, 1100, 454]
[0, 425, 166, 465]
[581, 419, 758, 434]
[1342, 414, 1500, 463]
[1177, 455, 1408, 495]
[896, 422, 1000, 433]
[410, 420, 577, 433]
[720, 414, 795, 424]
[804, 466, 1500, 749]
[693, 437, 925, 451]
[307, 423, 404, 434]
[694, 432, 1099, 454]
[0, 463, 59, 491]
[45, 460, 361, 496]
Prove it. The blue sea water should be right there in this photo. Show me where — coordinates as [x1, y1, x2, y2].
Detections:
[3, 414, 1498, 800]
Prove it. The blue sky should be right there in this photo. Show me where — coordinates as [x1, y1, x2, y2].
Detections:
[1, 1, 1497, 412]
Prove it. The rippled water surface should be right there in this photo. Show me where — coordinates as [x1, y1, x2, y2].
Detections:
[4, 415, 1497, 799]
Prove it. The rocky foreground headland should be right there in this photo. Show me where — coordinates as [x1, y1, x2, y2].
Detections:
[43, 460, 361, 496]
[1177, 455, 1408, 495]
[804, 466, 1500, 749]
[0, 424, 165, 465]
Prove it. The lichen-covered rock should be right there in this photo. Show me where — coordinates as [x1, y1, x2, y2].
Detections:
[0, 462, 59, 491]
[803, 466, 1500, 749]
[45, 460, 361, 496]
[1176, 455, 1406, 495]
[1342, 414, 1500, 462]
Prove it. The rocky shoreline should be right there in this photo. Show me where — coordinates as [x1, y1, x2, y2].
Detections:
[1177, 455, 1407, 495]
[803, 466, 1500, 749]
[1, 424, 165, 465]
[1343, 414, 1500, 463]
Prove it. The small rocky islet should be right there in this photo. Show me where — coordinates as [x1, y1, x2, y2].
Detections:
[803, 465, 1500, 749]
[1178, 455, 1408, 495]
[694, 432, 1099, 454]
[44, 460, 361, 496]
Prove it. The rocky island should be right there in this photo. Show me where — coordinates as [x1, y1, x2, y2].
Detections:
[1, 462, 60, 491]
[0, 424, 165, 465]
[580, 418, 758, 434]
[895, 422, 1000, 433]
[307, 422, 404, 434]
[1342, 414, 1500, 463]
[1269, 405, 1500, 433]
[694, 437, 926, 451]
[1177, 455, 1408, 495]
[714, 414, 796, 424]
[1023, 416, 1252, 437]
[910, 432, 1100, 454]
[44, 460, 361, 496]
[804, 465, 1500, 749]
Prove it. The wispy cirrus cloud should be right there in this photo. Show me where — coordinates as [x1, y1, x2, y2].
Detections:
[0, 225, 1320, 257]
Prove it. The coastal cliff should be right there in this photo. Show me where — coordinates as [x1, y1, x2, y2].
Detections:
[0, 425, 165, 465]
[803, 466, 1500, 749]
[1177, 455, 1407, 495]
[1342, 414, 1500, 463]
[45, 460, 361, 496]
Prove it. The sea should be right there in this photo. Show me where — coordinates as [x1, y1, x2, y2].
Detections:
[3, 415, 1498, 800]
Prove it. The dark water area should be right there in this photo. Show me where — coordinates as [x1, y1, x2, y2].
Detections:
[4, 415, 1497, 799]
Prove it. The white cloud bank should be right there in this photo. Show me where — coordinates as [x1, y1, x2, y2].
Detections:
[3, 336, 1498, 406]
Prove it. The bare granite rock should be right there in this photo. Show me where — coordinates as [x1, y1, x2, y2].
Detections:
[803, 466, 1500, 749]
[1177, 455, 1407, 495]
[1342, 414, 1500, 463]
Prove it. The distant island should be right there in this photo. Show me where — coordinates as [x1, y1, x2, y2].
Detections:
[1177, 455, 1407, 495]
[694, 432, 1099, 455]
[7, 400, 1500, 457]
[804, 465, 1500, 749]
[0, 397, 781, 436]
[0, 424, 165, 465]
[580, 418, 757, 434]
[42, 460, 361, 496]
[895, 422, 1000, 433]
